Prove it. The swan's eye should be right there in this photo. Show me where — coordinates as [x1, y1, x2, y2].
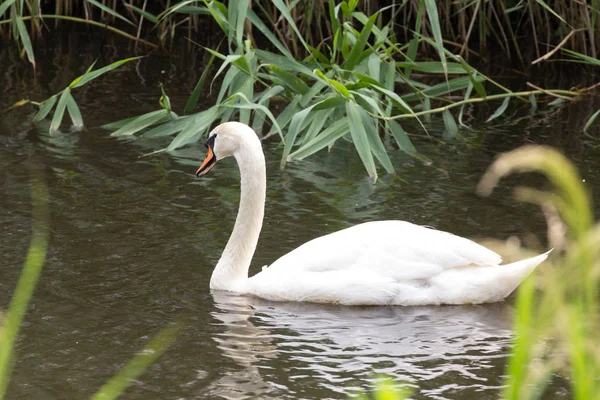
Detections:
[204, 134, 217, 149]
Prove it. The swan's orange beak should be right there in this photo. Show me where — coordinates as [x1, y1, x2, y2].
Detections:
[196, 145, 217, 176]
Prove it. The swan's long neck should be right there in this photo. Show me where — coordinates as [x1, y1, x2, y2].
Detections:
[210, 139, 266, 292]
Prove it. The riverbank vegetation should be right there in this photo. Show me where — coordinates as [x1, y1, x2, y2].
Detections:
[3, 0, 593, 178]
[2, 0, 598, 63]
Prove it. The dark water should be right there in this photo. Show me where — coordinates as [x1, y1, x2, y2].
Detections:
[1, 35, 597, 399]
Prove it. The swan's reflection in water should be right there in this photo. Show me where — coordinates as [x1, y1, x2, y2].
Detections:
[204, 292, 514, 399]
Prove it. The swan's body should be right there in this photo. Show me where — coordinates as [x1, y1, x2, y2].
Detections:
[197, 122, 550, 306]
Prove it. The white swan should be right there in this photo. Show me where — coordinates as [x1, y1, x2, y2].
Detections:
[196, 122, 550, 305]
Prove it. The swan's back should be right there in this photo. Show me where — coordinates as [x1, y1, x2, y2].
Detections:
[246, 221, 548, 305]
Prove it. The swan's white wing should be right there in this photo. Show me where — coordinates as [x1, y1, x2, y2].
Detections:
[261, 220, 500, 279]
[246, 221, 508, 304]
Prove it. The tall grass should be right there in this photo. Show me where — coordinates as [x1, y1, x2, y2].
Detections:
[1, 0, 598, 69]
[478, 146, 600, 399]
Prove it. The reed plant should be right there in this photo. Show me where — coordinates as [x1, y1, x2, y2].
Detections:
[478, 146, 600, 400]
[1, 0, 598, 69]
[100, 0, 580, 178]
[2, 0, 589, 176]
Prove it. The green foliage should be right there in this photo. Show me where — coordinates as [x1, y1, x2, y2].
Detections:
[98, 1, 577, 178]
[478, 146, 600, 399]
[32, 57, 141, 134]
[1, 1, 587, 177]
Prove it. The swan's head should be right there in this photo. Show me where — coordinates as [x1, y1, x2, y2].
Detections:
[196, 122, 258, 176]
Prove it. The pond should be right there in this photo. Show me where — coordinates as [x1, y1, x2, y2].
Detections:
[1, 34, 598, 399]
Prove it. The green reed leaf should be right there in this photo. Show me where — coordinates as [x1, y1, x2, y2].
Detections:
[368, 53, 381, 81]
[166, 108, 220, 152]
[281, 96, 344, 168]
[141, 116, 192, 138]
[314, 69, 350, 99]
[124, 4, 158, 23]
[388, 120, 416, 153]
[71, 57, 142, 88]
[396, 61, 466, 75]
[202, 0, 229, 33]
[213, 53, 251, 81]
[458, 80, 474, 128]
[535, 0, 566, 23]
[255, 49, 314, 76]
[49, 89, 71, 133]
[33, 95, 58, 124]
[0, 0, 16, 18]
[246, 9, 291, 58]
[355, 72, 385, 89]
[364, 115, 394, 174]
[185, 53, 216, 114]
[346, 101, 377, 179]
[563, 49, 600, 67]
[442, 109, 459, 137]
[110, 110, 170, 137]
[344, 12, 376, 69]
[86, 0, 135, 26]
[405, 0, 424, 78]
[529, 93, 538, 114]
[584, 109, 600, 133]
[301, 108, 335, 145]
[270, 0, 310, 53]
[15, 16, 35, 68]
[281, 106, 314, 168]
[289, 118, 349, 161]
[239, 75, 253, 125]
[267, 96, 301, 137]
[268, 65, 310, 95]
[401, 76, 483, 103]
[101, 116, 138, 131]
[158, 0, 200, 19]
[234, 0, 249, 48]
[423, 0, 447, 78]
[486, 97, 510, 122]
[453, 56, 486, 98]
[65, 92, 83, 129]
[221, 92, 282, 140]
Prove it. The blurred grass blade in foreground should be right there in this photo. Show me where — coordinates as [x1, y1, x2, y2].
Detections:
[90, 324, 180, 400]
[0, 172, 50, 398]
[478, 145, 599, 400]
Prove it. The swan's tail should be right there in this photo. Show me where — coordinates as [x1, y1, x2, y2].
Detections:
[433, 249, 552, 304]
[493, 249, 552, 298]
